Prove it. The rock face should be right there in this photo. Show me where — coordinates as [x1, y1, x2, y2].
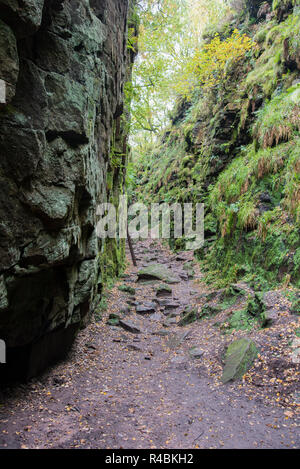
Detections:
[0, 0, 135, 381]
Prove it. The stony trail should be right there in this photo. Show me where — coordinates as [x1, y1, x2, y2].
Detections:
[0, 240, 298, 449]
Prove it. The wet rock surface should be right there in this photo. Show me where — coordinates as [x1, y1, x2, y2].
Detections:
[0, 239, 298, 449]
[221, 338, 259, 384]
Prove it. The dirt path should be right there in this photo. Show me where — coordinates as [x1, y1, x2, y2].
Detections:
[0, 240, 299, 449]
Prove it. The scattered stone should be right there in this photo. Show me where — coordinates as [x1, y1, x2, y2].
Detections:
[179, 272, 189, 280]
[221, 338, 259, 384]
[145, 255, 157, 262]
[137, 264, 180, 284]
[176, 255, 187, 261]
[246, 291, 288, 327]
[230, 282, 253, 296]
[179, 329, 192, 343]
[196, 290, 225, 304]
[150, 312, 163, 321]
[118, 284, 136, 295]
[126, 300, 138, 307]
[85, 342, 97, 350]
[199, 303, 222, 319]
[290, 337, 300, 364]
[182, 261, 195, 278]
[263, 309, 279, 326]
[107, 319, 119, 326]
[166, 331, 192, 349]
[157, 299, 181, 310]
[178, 306, 198, 326]
[246, 293, 267, 325]
[183, 261, 194, 270]
[119, 305, 131, 315]
[170, 355, 186, 364]
[175, 252, 192, 262]
[167, 310, 181, 318]
[156, 284, 172, 297]
[119, 320, 142, 334]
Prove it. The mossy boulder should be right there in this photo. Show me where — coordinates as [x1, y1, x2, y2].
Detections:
[137, 264, 180, 284]
[221, 338, 259, 384]
[291, 298, 300, 315]
[156, 284, 172, 297]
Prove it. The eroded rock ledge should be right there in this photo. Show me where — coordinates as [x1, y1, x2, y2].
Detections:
[0, 0, 134, 381]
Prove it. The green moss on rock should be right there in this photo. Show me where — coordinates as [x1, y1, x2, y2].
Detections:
[137, 264, 180, 284]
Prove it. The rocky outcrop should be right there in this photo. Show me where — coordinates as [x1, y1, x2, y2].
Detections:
[0, 0, 134, 381]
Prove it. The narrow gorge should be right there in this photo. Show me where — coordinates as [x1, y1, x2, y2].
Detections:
[0, 0, 299, 452]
